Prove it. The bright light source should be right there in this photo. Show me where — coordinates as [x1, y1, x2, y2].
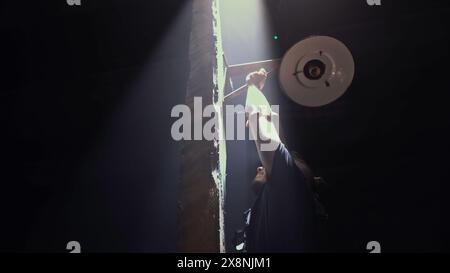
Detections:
[219, 0, 276, 64]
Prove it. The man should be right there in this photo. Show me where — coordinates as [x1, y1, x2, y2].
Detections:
[243, 69, 320, 252]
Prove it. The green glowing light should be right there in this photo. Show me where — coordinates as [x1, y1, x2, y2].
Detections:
[273, 35, 279, 40]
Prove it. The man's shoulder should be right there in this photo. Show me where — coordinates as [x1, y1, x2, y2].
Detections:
[268, 143, 307, 187]
[275, 143, 295, 167]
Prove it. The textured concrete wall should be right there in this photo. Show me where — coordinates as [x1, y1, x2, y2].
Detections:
[178, 0, 223, 253]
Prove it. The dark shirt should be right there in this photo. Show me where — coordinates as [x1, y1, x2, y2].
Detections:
[246, 143, 318, 252]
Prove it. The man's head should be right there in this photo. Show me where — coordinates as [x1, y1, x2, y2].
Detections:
[252, 166, 267, 195]
[251, 151, 317, 195]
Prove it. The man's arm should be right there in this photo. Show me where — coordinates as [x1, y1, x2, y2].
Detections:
[245, 70, 281, 176]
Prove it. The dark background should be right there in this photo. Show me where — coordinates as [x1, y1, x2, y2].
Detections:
[224, 0, 450, 252]
[1, 0, 450, 252]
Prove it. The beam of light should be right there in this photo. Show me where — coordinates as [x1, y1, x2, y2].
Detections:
[219, 0, 277, 65]
[213, 0, 279, 252]
[80, 2, 193, 252]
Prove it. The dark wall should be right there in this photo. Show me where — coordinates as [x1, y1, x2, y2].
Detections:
[1, 0, 191, 252]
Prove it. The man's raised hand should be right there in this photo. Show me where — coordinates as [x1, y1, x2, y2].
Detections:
[246, 68, 268, 91]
